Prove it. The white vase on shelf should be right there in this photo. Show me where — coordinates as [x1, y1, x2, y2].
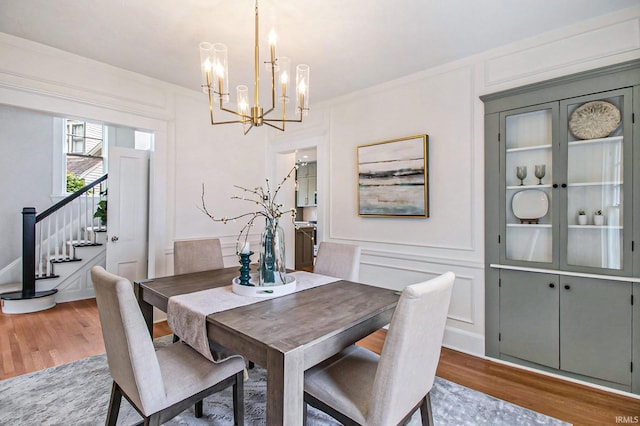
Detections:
[578, 214, 587, 225]
[593, 215, 604, 226]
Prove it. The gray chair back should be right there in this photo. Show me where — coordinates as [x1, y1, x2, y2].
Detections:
[313, 242, 361, 281]
[91, 266, 167, 415]
[367, 271, 455, 425]
[174, 238, 224, 274]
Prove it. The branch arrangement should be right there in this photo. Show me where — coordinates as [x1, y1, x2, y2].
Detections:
[200, 165, 299, 254]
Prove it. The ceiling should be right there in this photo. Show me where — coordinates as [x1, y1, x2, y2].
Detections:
[0, 0, 636, 103]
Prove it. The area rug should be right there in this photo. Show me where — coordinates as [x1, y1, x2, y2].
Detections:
[0, 341, 569, 425]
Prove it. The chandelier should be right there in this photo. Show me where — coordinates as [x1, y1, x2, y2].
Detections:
[199, 0, 310, 134]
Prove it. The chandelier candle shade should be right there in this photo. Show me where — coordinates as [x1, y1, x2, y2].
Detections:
[199, 0, 310, 134]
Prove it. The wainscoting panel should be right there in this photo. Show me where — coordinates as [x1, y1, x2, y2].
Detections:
[359, 250, 484, 355]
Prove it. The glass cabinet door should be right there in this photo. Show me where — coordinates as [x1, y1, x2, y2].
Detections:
[560, 89, 632, 274]
[500, 103, 559, 268]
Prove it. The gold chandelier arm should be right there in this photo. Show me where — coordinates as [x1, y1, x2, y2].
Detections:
[254, 0, 260, 110]
[207, 86, 248, 125]
[263, 117, 304, 124]
[243, 123, 255, 135]
[220, 104, 249, 119]
[263, 121, 285, 131]
[263, 106, 306, 124]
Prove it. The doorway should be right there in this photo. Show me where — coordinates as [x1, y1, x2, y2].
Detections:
[294, 148, 318, 270]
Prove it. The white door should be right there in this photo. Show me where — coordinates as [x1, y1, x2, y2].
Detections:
[106, 147, 149, 282]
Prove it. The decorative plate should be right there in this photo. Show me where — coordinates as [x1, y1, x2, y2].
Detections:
[569, 101, 620, 140]
[512, 190, 549, 220]
[232, 273, 297, 297]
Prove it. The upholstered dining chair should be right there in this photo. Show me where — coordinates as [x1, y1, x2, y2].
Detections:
[90, 266, 245, 426]
[303, 271, 455, 426]
[313, 241, 361, 281]
[174, 238, 224, 275]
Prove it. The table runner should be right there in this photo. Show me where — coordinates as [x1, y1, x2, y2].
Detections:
[167, 271, 339, 362]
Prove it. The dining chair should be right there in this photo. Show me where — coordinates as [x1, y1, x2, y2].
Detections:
[303, 271, 455, 426]
[313, 241, 361, 281]
[174, 238, 224, 275]
[90, 266, 245, 426]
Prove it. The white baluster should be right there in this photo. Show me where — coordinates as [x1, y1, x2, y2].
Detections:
[54, 211, 60, 261]
[64, 203, 73, 259]
[37, 220, 43, 277]
[76, 197, 82, 249]
[69, 202, 74, 258]
[84, 192, 89, 244]
[46, 217, 51, 277]
[91, 188, 96, 242]
[60, 207, 67, 259]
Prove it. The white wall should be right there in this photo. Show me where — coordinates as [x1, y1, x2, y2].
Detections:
[169, 92, 269, 270]
[0, 106, 55, 272]
[268, 6, 640, 355]
[0, 6, 638, 354]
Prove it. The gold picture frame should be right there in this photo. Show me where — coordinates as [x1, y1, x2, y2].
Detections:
[357, 134, 429, 217]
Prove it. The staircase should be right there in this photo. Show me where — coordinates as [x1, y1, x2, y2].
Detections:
[0, 175, 108, 314]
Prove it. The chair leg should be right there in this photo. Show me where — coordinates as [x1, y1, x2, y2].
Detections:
[195, 400, 203, 418]
[233, 370, 245, 426]
[106, 382, 122, 426]
[420, 393, 434, 426]
[144, 414, 161, 426]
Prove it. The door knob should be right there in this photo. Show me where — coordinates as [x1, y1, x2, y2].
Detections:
[548, 283, 555, 288]
[111, 236, 119, 242]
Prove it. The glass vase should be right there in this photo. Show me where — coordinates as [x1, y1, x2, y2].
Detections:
[259, 218, 286, 286]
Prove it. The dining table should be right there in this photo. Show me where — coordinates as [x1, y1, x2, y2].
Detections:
[134, 266, 400, 425]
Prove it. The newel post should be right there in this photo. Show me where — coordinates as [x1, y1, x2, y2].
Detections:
[22, 207, 37, 298]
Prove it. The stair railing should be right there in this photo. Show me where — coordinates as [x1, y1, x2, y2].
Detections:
[19, 174, 108, 299]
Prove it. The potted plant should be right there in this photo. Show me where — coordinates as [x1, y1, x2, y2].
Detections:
[593, 209, 604, 226]
[577, 209, 587, 225]
[94, 200, 107, 226]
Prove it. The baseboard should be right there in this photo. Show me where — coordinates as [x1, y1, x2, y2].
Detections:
[484, 354, 640, 401]
[442, 326, 484, 356]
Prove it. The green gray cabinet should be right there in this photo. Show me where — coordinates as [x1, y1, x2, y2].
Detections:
[559, 275, 632, 387]
[483, 60, 640, 395]
[499, 270, 632, 390]
[499, 270, 559, 369]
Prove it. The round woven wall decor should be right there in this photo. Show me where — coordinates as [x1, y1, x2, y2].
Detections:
[569, 101, 621, 140]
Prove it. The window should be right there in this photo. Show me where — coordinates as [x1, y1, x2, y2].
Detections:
[64, 120, 105, 192]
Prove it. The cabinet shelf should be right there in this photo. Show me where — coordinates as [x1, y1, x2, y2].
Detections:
[568, 136, 623, 147]
[506, 184, 552, 190]
[568, 225, 623, 230]
[506, 144, 552, 153]
[507, 223, 552, 228]
[566, 181, 623, 187]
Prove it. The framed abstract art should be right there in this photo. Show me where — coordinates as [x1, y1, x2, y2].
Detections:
[357, 134, 429, 217]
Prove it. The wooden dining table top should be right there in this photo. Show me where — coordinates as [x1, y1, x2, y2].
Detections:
[134, 266, 400, 425]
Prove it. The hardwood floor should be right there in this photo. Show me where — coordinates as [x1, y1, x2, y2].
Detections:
[2, 299, 639, 425]
[0, 298, 167, 379]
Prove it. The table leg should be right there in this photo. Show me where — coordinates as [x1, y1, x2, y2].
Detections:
[134, 282, 153, 335]
[266, 347, 304, 425]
